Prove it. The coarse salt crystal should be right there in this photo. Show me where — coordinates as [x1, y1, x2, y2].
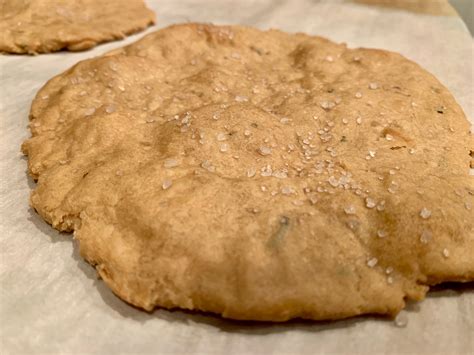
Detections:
[365, 197, 376, 209]
[388, 181, 399, 194]
[105, 104, 116, 114]
[420, 207, 431, 219]
[164, 158, 180, 168]
[328, 176, 339, 187]
[367, 257, 378, 268]
[272, 170, 288, 179]
[217, 132, 227, 141]
[320, 101, 335, 110]
[84, 107, 95, 116]
[260, 165, 273, 177]
[344, 205, 356, 215]
[235, 95, 248, 102]
[162, 179, 172, 190]
[220, 143, 229, 153]
[394, 312, 408, 328]
[281, 186, 295, 195]
[201, 160, 215, 172]
[259, 146, 272, 156]
[420, 230, 432, 244]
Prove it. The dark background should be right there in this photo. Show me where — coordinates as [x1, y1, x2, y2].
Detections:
[450, 0, 474, 35]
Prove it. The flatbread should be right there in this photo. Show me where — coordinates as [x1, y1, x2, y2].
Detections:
[0, 0, 155, 54]
[22, 23, 474, 321]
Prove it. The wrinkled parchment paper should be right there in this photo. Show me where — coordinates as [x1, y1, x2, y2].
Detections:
[1, 1, 473, 354]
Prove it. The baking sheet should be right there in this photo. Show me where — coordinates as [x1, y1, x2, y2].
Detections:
[1, 1, 473, 354]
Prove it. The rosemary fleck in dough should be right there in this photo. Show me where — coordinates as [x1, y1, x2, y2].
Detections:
[22, 24, 474, 321]
[0, 0, 155, 54]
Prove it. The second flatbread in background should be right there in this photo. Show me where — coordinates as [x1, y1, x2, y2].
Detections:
[0, 0, 155, 54]
[22, 24, 474, 321]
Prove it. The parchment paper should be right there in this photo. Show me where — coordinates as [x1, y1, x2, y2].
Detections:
[1, 1, 473, 354]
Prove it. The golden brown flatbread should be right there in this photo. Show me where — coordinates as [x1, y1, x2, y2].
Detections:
[0, 0, 155, 54]
[22, 23, 474, 321]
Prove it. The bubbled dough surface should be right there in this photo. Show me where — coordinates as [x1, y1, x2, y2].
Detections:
[22, 23, 474, 321]
[0, 0, 155, 54]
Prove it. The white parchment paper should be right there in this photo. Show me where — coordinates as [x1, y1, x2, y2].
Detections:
[1, 1, 473, 354]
